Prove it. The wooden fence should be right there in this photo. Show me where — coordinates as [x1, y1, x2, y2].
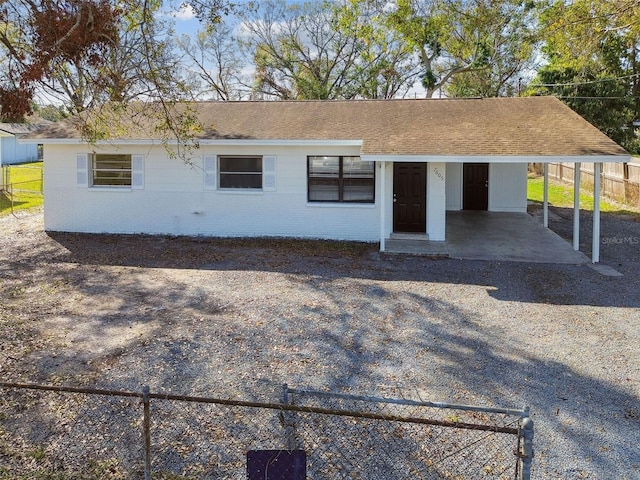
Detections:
[530, 161, 640, 209]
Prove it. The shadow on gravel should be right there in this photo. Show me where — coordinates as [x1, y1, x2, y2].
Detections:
[2, 213, 638, 478]
[47, 223, 640, 309]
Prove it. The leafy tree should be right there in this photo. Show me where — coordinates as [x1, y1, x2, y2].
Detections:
[241, 0, 414, 100]
[0, 0, 232, 155]
[530, 0, 640, 152]
[29, 0, 182, 115]
[31, 103, 68, 122]
[384, 0, 538, 98]
[0, 0, 119, 121]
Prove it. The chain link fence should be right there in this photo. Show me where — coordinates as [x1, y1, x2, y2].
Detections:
[0, 381, 533, 479]
[1, 163, 43, 214]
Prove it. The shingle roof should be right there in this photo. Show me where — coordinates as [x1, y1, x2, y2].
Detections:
[25, 97, 629, 157]
[0, 122, 47, 135]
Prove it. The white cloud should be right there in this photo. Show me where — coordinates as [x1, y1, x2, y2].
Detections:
[169, 4, 196, 21]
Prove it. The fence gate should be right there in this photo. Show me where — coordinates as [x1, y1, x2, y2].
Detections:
[0, 381, 533, 479]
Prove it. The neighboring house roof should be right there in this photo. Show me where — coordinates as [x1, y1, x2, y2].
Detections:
[23, 97, 629, 157]
[0, 122, 50, 136]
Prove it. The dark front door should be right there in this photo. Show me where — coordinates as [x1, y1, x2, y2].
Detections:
[393, 162, 427, 233]
[463, 163, 489, 210]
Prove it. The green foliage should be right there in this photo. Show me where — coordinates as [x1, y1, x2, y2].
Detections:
[385, 0, 538, 97]
[528, 66, 635, 147]
[244, 0, 415, 100]
[32, 104, 68, 122]
[531, 0, 640, 153]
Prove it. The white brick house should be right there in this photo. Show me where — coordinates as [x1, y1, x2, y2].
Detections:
[23, 97, 629, 254]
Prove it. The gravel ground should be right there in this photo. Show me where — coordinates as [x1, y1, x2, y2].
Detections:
[1, 207, 639, 479]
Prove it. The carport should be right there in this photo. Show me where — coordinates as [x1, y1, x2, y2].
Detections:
[385, 210, 590, 264]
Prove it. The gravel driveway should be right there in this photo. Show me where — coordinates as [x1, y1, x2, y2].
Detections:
[1, 208, 639, 479]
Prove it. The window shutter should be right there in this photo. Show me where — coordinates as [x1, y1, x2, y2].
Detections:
[263, 155, 276, 192]
[131, 154, 145, 189]
[77, 153, 89, 188]
[204, 154, 217, 190]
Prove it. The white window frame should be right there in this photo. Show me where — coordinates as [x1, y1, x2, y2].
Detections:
[218, 155, 263, 190]
[79, 153, 144, 189]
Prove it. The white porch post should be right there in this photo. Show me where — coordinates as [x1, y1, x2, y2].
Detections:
[543, 163, 549, 228]
[426, 162, 446, 241]
[380, 161, 386, 252]
[573, 162, 581, 250]
[592, 162, 601, 263]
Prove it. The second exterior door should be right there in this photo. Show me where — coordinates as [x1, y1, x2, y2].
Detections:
[393, 162, 427, 233]
[463, 163, 489, 210]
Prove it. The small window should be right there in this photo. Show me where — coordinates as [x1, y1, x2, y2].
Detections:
[308, 156, 374, 203]
[219, 156, 262, 189]
[92, 154, 132, 186]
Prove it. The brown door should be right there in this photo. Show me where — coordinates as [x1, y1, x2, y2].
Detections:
[463, 163, 489, 210]
[393, 163, 427, 233]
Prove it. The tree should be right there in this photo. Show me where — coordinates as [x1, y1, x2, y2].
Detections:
[27, 0, 182, 115]
[0, 0, 233, 155]
[240, 0, 414, 100]
[384, 0, 538, 97]
[530, 0, 640, 152]
[177, 23, 250, 101]
[0, 0, 119, 121]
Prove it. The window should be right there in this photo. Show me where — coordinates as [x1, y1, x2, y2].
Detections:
[219, 156, 262, 189]
[308, 156, 375, 203]
[92, 154, 132, 186]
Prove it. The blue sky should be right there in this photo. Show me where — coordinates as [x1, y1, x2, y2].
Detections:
[163, 3, 201, 36]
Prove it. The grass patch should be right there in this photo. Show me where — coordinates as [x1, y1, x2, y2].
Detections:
[29, 446, 46, 461]
[1, 162, 43, 215]
[0, 191, 43, 215]
[528, 175, 640, 217]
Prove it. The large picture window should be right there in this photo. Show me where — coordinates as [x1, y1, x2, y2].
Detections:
[219, 156, 263, 189]
[92, 154, 132, 186]
[308, 156, 375, 203]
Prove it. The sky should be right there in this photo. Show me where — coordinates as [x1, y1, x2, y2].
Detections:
[164, 3, 201, 36]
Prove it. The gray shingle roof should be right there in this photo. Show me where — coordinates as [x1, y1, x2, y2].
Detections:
[25, 97, 629, 157]
[0, 123, 48, 135]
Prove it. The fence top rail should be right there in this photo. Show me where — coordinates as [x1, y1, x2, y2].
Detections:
[0, 381, 142, 399]
[285, 386, 529, 418]
[0, 381, 521, 435]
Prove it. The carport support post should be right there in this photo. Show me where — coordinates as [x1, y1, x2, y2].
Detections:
[543, 164, 549, 228]
[380, 161, 386, 252]
[573, 162, 581, 250]
[592, 162, 601, 263]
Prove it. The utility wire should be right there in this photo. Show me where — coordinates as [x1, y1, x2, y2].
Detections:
[529, 73, 640, 88]
[553, 95, 640, 100]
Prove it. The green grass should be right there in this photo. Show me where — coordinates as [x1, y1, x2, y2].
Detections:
[0, 162, 43, 215]
[527, 174, 639, 216]
[7, 161, 43, 184]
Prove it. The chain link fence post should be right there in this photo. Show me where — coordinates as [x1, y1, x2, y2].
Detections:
[142, 385, 152, 480]
[520, 416, 534, 480]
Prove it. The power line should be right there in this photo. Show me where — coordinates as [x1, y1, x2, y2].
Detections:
[529, 72, 640, 88]
[553, 95, 640, 100]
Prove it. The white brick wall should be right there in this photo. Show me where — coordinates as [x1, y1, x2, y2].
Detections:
[43, 144, 381, 241]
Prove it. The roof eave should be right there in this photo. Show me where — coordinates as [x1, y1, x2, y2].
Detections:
[361, 154, 632, 163]
[20, 138, 364, 147]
